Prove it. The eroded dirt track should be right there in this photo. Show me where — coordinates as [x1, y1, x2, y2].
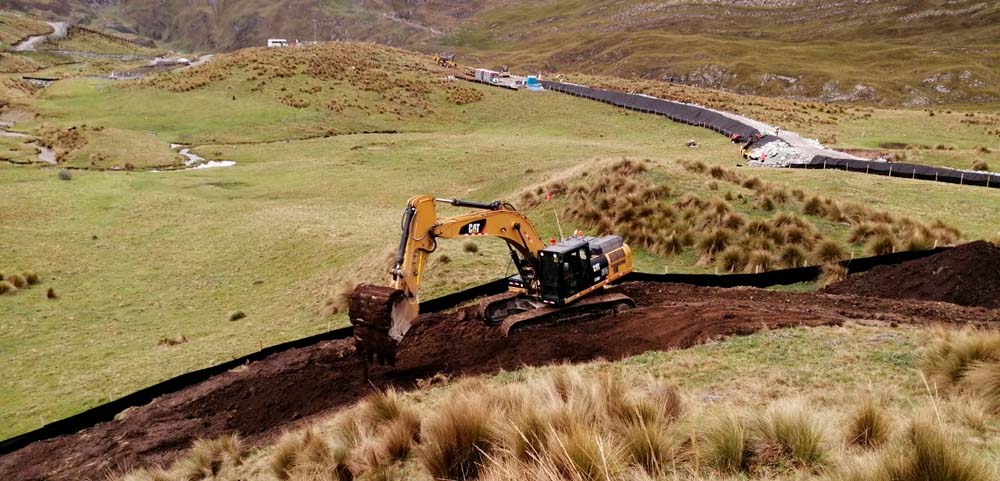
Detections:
[2, 283, 998, 481]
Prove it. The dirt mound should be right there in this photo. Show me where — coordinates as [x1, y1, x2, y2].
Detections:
[824, 241, 1000, 309]
[2, 283, 998, 481]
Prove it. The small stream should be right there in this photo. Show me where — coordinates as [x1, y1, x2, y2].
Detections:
[158, 144, 235, 171]
[0, 129, 57, 165]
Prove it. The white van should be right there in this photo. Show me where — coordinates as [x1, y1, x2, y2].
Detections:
[267, 39, 289, 48]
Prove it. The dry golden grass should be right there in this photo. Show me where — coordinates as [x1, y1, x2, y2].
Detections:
[322, 280, 356, 316]
[844, 399, 893, 450]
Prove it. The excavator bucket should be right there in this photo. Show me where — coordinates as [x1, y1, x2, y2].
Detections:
[348, 284, 413, 365]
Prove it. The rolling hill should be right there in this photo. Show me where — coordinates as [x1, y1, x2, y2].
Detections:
[5, 0, 999, 105]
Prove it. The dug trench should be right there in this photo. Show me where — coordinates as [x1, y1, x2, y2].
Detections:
[2, 283, 998, 481]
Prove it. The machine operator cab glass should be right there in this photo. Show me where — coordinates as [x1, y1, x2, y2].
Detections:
[539, 237, 603, 304]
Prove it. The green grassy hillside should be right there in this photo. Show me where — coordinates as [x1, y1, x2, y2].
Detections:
[1, 42, 997, 440]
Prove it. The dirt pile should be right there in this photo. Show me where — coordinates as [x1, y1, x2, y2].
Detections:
[824, 241, 1000, 309]
[2, 283, 998, 481]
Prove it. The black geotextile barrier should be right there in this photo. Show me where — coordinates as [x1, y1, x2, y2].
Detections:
[794, 156, 1000, 189]
[0, 247, 950, 455]
[541, 81, 762, 140]
[0, 282, 510, 456]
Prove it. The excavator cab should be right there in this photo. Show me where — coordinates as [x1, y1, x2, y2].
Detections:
[538, 235, 627, 305]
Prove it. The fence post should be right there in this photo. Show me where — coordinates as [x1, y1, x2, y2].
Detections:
[935, 172, 938, 182]
[912, 169, 915, 179]
[888, 165, 892, 177]
[988, 175, 991, 188]
[823, 160, 827, 169]
[866, 164, 870, 174]
[960, 172, 964, 185]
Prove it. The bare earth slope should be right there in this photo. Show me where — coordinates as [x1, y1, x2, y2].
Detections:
[2, 282, 997, 481]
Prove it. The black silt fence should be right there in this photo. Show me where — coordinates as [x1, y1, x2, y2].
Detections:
[0, 247, 950, 455]
[541, 81, 762, 140]
[794, 157, 1000, 189]
[0, 283, 507, 456]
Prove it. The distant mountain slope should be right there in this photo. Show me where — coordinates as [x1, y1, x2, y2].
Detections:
[4, 0, 998, 105]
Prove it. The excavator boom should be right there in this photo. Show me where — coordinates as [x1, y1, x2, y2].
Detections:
[349, 195, 633, 365]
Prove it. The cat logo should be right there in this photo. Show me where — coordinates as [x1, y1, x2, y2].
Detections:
[459, 219, 486, 235]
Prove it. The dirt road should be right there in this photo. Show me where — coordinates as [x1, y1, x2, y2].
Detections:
[13, 21, 67, 52]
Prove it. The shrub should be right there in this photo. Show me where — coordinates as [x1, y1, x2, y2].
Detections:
[811, 240, 845, 264]
[845, 399, 893, 449]
[0, 280, 15, 295]
[417, 394, 497, 480]
[7, 273, 27, 289]
[322, 280, 356, 316]
[463, 240, 479, 253]
[970, 159, 989, 171]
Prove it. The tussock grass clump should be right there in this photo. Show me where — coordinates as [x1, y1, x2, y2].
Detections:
[463, 240, 479, 253]
[845, 399, 893, 449]
[696, 228, 733, 259]
[803, 195, 826, 216]
[778, 244, 807, 268]
[271, 428, 349, 480]
[812, 239, 846, 264]
[963, 361, 1000, 414]
[865, 233, 896, 256]
[744, 249, 776, 273]
[818, 263, 847, 287]
[880, 418, 994, 481]
[970, 159, 990, 171]
[227, 310, 246, 321]
[22, 271, 39, 285]
[0, 281, 15, 295]
[718, 245, 747, 273]
[747, 400, 831, 469]
[417, 394, 497, 480]
[701, 413, 748, 473]
[322, 280, 356, 316]
[173, 434, 244, 481]
[921, 329, 1000, 390]
[7, 273, 27, 289]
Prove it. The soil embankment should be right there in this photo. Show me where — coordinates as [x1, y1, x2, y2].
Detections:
[2, 282, 997, 481]
[824, 241, 1000, 309]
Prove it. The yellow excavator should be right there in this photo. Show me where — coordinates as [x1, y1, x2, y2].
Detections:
[434, 53, 457, 69]
[349, 195, 635, 365]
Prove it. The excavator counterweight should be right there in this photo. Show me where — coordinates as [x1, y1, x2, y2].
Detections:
[348, 195, 633, 366]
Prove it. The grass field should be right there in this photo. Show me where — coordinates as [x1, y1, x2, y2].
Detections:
[1, 42, 998, 440]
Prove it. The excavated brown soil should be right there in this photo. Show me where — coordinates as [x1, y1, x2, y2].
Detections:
[2, 283, 998, 481]
[824, 241, 1000, 309]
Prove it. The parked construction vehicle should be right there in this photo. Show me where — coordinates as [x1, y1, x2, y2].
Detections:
[349, 195, 635, 365]
[434, 53, 457, 68]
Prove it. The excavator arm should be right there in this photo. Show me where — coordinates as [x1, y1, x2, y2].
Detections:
[350, 195, 546, 364]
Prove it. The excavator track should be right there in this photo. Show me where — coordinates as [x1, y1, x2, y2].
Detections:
[483, 292, 636, 335]
[349, 284, 406, 365]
